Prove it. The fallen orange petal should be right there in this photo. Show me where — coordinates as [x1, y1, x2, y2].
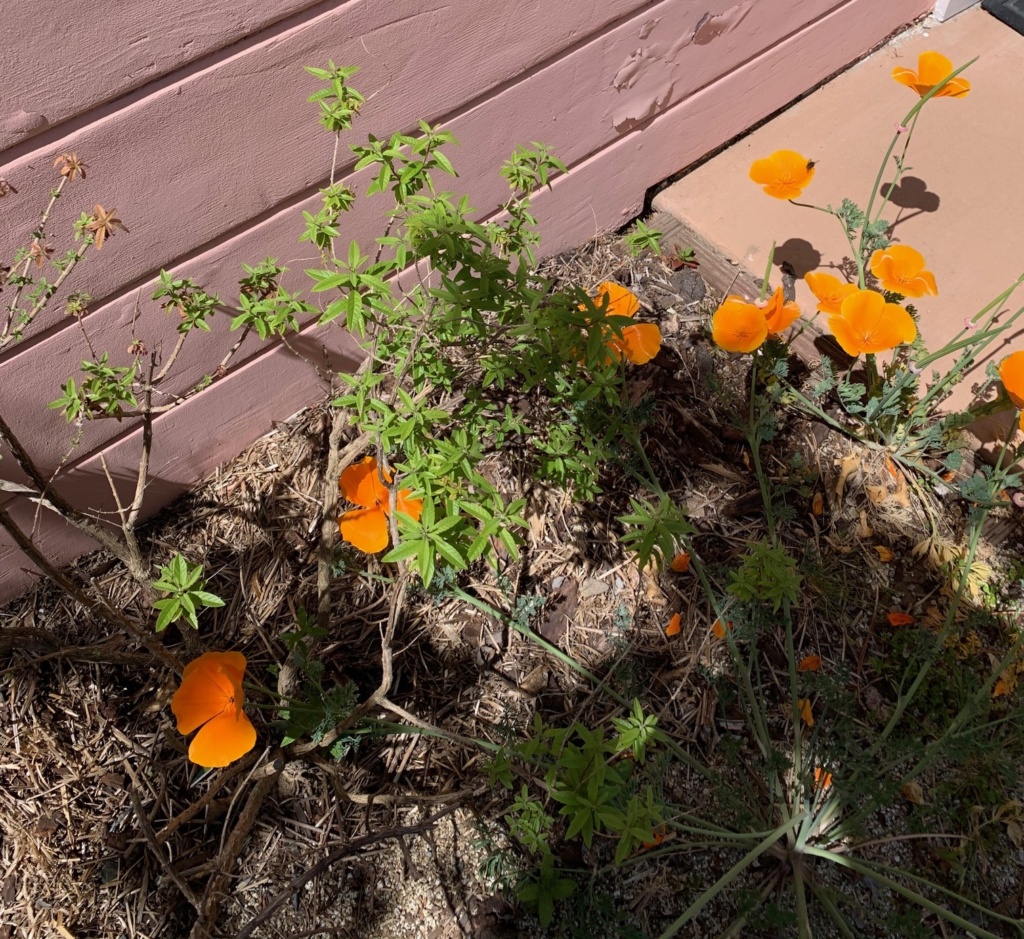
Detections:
[797, 654, 821, 672]
[666, 613, 683, 637]
[887, 612, 915, 627]
[712, 619, 733, 639]
[798, 698, 814, 727]
[670, 552, 691, 573]
[811, 492, 824, 517]
[874, 545, 895, 563]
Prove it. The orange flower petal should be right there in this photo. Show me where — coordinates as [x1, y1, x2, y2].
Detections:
[893, 52, 969, 99]
[874, 545, 895, 563]
[172, 652, 246, 735]
[712, 619, 733, 639]
[670, 552, 691, 573]
[813, 767, 833, 792]
[749, 150, 816, 200]
[828, 289, 916, 356]
[395, 489, 424, 523]
[869, 245, 938, 298]
[612, 322, 662, 365]
[593, 281, 640, 319]
[712, 296, 768, 353]
[805, 272, 858, 315]
[666, 613, 682, 637]
[339, 506, 391, 553]
[798, 698, 814, 727]
[887, 612, 915, 627]
[340, 456, 388, 509]
[999, 351, 1024, 409]
[188, 706, 257, 768]
[798, 654, 821, 672]
[762, 286, 800, 334]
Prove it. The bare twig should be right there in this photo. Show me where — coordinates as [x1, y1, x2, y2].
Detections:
[0, 410, 150, 583]
[127, 770, 201, 910]
[189, 764, 280, 939]
[0, 501, 180, 670]
[233, 801, 466, 939]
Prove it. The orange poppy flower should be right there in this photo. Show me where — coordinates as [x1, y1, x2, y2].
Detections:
[798, 698, 814, 727]
[712, 296, 768, 353]
[670, 552, 691, 573]
[869, 246, 938, 298]
[797, 654, 822, 672]
[666, 613, 682, 637]
[813, 767, 833, 792]
[748, 150, 816, 200]
[887, 612, 915, 627]
[339, 456, 423, 553]
[999, 351, 1024, 408]
[892, 51, 970, 99]
[711, 287, 800, 353]
[805, 272, 858, 315]
[828, 289, 916, 357]
[171, 651, 256, 768]
[588, 282, 662, 365]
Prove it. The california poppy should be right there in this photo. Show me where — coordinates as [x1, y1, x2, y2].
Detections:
[712, 287, 799, 353]
[670, 552, 691, 573]
[805, 272, 858, 315]
[171, 651, 256, 768]
[797, 654, 822, 672]
[869, 246, 938, 298]
[749, 150, 816, 200]
[892, 51, 970, 99]
[887, 612, 915, 627]
[339, 456, 423, 553]
[999, 351, 1024, 408]
[666, 613, 682, 637]
[587, 282, 662, 365]
[828, 289, 916, 357]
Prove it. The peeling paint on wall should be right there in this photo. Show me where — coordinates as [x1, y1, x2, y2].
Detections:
[693, 0, 755, 46]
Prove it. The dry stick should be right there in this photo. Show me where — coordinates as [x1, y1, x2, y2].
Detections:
[1, 175, 69, 342]
[127, 775, 201, 911]
[0, 502, 181, 671]
[233, 801, 465, 939]
[189, 768, 280, 939]
[0, 411, 149, 583]
[153, 750, 260, 844]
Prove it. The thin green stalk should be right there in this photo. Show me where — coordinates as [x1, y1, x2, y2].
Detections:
[805, 847, 1018, 938]
[793, 859, 813, 939]
[809, 881, 857, 939]
[657, 814, 806, 938]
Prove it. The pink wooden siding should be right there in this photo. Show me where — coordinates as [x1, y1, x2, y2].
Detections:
[0, 0, 931, 599]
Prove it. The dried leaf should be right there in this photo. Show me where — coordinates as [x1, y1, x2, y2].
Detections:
[887, 612, 915, 627]
[856, 510, 873, 539]
[865, 484, 889, 505]
[540, 578, 578, 645]
[519, 665, 549, 696]
[901, 781, 926, 805]
[811, 492, 824, 517]
[1006, 819, 1024, 849]
[835, 453, 861, 502]
[670, 552, 691, 573]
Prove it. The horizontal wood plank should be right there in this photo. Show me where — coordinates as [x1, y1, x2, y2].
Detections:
[1, 0, 325, 151]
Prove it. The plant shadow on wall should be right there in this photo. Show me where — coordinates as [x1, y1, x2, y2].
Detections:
[0, 49, 1024, 939]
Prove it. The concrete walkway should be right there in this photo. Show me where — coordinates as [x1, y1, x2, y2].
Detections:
[653, 6, 1024, 449]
